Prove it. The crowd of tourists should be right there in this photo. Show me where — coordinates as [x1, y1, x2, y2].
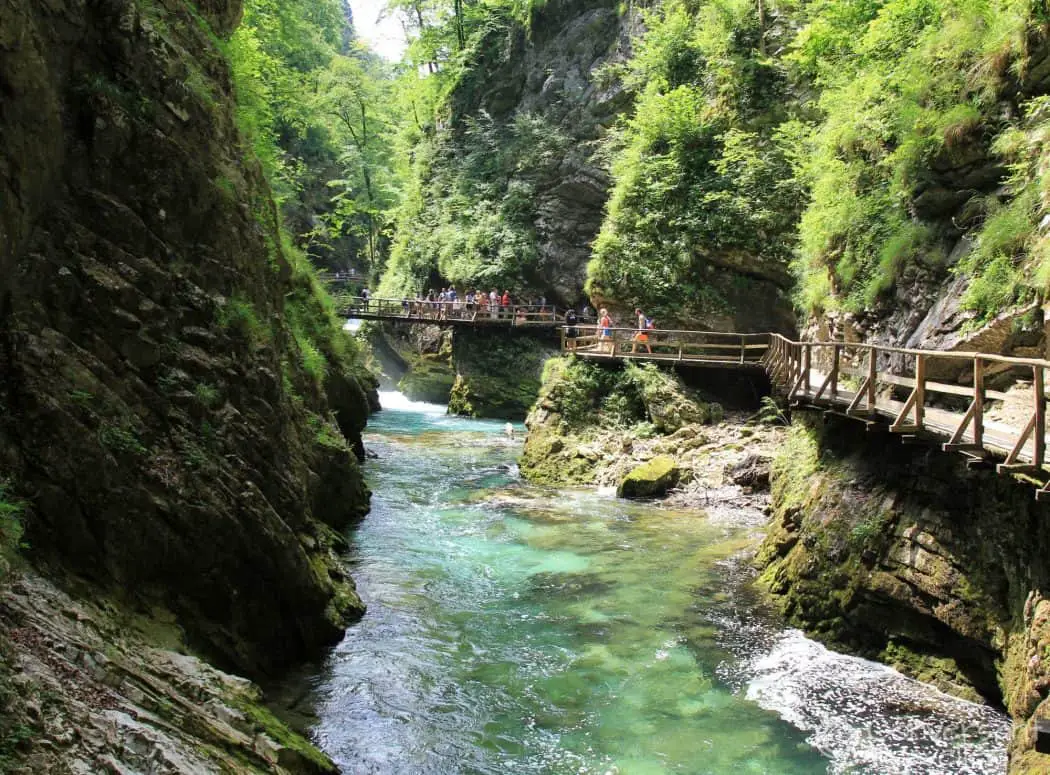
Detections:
[388, 288, 559, 322]
[563, 306, 655, 354]
[355, 287, 657, 354]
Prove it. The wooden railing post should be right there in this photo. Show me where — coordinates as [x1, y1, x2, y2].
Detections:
[867, 348, 877, 413]
[914, 354, 926, 429]
[802, 345, 811, 393]
[973, 357, 984, 448]
[1036, 365, 1045, 468]
[831, 344, 840, 397]
[740, 335, 746, 365]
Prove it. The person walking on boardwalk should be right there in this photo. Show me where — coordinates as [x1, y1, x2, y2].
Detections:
[632, 308, 653, 354]
[565, 308, 579, 352]
[598, 308, 614, 354]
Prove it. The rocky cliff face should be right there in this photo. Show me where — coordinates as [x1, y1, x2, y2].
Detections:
[454, 0, 634, 303]
[381, 0, 636, 304]
[811, 34, 1050, 368]
[447, 328, 555, 420]
[757, 414, 1050, 772]
[1, 0, 373, 682]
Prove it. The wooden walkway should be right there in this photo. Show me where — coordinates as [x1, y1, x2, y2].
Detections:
[339, 302, 1050, 497]
[561, 327, 1050, 500]
[341, 296, 563, 328]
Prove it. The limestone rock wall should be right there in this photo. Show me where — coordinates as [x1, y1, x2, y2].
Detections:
[0, 0, 372, 676]
[448, 328, 555, 420]
[757, 414, 1050, 772]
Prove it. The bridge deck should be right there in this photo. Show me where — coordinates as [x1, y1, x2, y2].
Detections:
[554, 327, 1050, 499]
[341, 297, 563, 328]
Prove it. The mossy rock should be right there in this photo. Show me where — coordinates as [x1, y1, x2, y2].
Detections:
[518, 425, 596, 485]
[617, 455, 680, 499]
[448, 372, 542, 420]
[397, 359, 455, 404]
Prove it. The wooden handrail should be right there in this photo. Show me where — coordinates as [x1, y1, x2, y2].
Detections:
[560, 328, 1050, 496]
[338, 299, 1050, 494]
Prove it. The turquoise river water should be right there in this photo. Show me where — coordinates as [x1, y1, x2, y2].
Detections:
[308, 392, 1011, 775]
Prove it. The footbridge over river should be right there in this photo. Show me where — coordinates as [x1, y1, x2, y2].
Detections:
[344, 297, 1050, 499]
[341, 296, 565, 329]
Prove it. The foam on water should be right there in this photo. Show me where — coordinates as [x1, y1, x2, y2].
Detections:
[377, 389, 448, 415]
[742, 631, 1010, 775]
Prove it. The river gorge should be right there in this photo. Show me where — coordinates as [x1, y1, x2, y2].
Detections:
[294, 392, 1011, 774]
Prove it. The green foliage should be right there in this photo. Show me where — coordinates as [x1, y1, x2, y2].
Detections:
[217, 295, 269, 345]
[99, 424, 148, 457]
[194, 382, 222, 408]
[770, 420, 821, 511]
[308, 412, 349, 450]
[0, 480, 25, 580]
[380, 111, 568, 296]
[587, 0, 799, 323]
[752, 396, 790, 426]
[792, 0, 1038, 314]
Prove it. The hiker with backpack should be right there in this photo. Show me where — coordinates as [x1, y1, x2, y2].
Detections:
[632, 308, 654, 354]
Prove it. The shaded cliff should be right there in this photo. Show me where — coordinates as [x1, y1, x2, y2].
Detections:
[1, 0, 374, 682]
[757, 414, 1050, 771]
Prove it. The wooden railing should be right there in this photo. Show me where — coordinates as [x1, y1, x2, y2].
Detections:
[341, 296, 561, 326]
[763, 335, 1050, 492]
[565, 326, 769, 365]
[560, 327, 1050, 498]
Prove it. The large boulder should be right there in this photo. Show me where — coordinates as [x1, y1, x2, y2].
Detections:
[617, 455, 680, 499]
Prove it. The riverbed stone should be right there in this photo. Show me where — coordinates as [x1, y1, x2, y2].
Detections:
[617, 456, 680, 499]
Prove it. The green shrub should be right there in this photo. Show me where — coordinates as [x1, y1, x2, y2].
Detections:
[0, 480, 25, 580]
[98, 424, 147, 456]
[193, 382, 222, 408]
[218, 295, 268, 345]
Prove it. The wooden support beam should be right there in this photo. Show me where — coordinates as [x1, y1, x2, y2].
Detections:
[890, 391, 918, 433]
[973, 357, 985, 448]
[867, 349, 877, 412]
[1035, 366, 1045, 468]
[997, 463, 1042, 475]
[1003, 414, 1036, 467]
[943, 442, 985, 453]
[945, 401, 977, 447]
[914, 354, 926, 429]
[890, 424, 920, 434]
[846, 377, 872, 416]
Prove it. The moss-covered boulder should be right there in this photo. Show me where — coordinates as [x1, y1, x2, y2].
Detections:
[617, 456, 680, 498]
[519, 424, 598, 485]
[626, 362, 724, 432]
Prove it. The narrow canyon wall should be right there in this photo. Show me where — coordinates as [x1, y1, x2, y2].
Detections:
[758, 414, 1050, 772]
[1, 0, 373, 679]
